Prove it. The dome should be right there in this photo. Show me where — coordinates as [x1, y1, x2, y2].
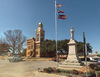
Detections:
[38, 22, 43, 27]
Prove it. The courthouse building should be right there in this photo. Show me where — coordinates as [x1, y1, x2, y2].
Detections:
[26, 22, 45, 57]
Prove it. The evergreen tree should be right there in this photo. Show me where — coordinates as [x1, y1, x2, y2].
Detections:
[40, 39, 92, 57]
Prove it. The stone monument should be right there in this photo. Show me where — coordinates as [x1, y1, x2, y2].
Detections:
[58, 27, 83, 70]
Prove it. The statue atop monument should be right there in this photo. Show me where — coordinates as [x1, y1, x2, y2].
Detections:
[58, 27, 84, 70]
[70, 27, 74, 40]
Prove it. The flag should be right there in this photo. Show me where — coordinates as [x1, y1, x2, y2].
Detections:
[57, 10, 64, 13]
[57, 4, 62, 7]
[58, 15, 67, 19]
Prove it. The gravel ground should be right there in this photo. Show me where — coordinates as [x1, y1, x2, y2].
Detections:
[0, 60, 57, 77]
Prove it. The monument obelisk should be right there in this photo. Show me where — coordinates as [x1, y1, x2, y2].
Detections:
[67, 27, 79, 62]
[59, 27, 83, 70]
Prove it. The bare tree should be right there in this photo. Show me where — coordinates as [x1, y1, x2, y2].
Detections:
[0, 39, 10, 55]
[3, 29, 26, 54]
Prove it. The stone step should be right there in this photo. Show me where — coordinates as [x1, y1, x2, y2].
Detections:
[57, 67, 81, 71]
[62, 62, 81, 66]
[67, 55, 78, 57]
[65, 59, 79, 61]
[67, 58, 78, 60]
[59, 65, 83, 69]
[67, 56, 78, 58]
[65, 60, 79, 63]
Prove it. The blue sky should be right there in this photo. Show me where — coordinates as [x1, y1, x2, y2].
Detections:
[0, 0, 100, 53]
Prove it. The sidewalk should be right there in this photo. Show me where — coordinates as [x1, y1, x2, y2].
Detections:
[24, 57, 66, 61]
[24, 57, 52, 61]
[33, 71, 68, 77]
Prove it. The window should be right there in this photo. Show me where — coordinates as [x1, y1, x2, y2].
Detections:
[36, 45, 38, 49]
[41, 38, 43, 41]
[36, 51, 38, 55]
[41, 34, 44, 41]
[28, 52, 30, 55]
[31, 45, 33, 49]
[27, 42, 30, 45]
[27, 42, 30, 43]
[37, 34, 39, 41]
[28, 46, 30, 50]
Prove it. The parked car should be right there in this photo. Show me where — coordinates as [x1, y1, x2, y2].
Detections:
[52, 57, 59, 62]
[8, 54, 22, 62]
[97, 58, 100, 62]
[80, 57, 90, 61]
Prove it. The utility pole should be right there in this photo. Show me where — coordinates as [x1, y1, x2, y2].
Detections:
[83, 32, 88, 77]
[83, 32, 86, 58]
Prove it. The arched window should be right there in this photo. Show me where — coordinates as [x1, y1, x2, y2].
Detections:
[41, 34, 44, 41]
[36, 51, 38, 55]
[28, 52, 30, 55]
[36, 45, 38, 49]
[28, 46, 30, 50]
[37, 34, 39, 41]
[31, 45, 33, 49]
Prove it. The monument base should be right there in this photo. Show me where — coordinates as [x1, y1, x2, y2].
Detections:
[58, 54, 84, 70]
[58, 27, 84, 70]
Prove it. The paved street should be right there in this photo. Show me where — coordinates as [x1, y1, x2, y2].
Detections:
[0, 60, 56, 77]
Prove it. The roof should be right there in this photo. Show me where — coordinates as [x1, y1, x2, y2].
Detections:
[27, 37, 35, 41]
[88, 55, 96, 57]
[88, 55, 100, 58]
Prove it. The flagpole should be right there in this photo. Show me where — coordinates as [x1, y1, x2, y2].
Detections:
[84, 33, 87, 77]
[55, 0, 58, 67]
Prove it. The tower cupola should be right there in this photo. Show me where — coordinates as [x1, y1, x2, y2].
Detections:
[36, 22, 45, 42]
[38, 22, 43, 27]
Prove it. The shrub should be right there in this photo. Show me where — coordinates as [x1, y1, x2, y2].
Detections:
[48, 67, 53, 73]
[61, 70, 66, 73]
[89, 64, 98, 71]
[55, 69, 62, 73]
[44, 68, 73, 74]
[83, 71, 96, 77]
[65, 70, 72, 74]
[89, 73, 96, 77]
[72, 69, 79, 75]
[43, 67, 53, 73]
[61, 70, 72, 74]
[94, 67, 98, 71]
[38, 68, 40, 71]
[79, 71, 85, 77]
[43, 68, 48, 73]
[52, 67, 56, 72]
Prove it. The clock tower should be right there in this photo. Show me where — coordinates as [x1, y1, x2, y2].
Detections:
[35, 22, 45, 57]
